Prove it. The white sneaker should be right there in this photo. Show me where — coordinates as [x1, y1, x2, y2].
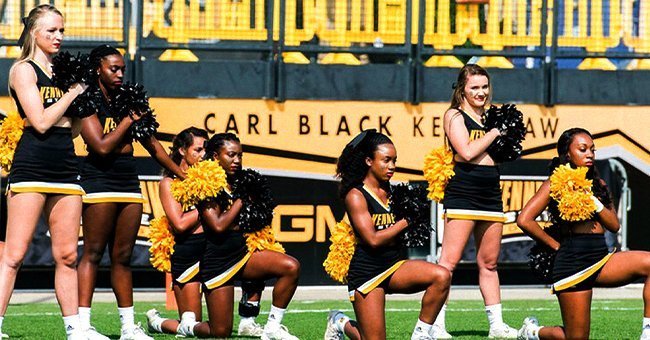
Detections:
[642, 326, 650, 340]
[430, 324, 452, 339]
[488, 322, 518, 339]
[67, 330, 89, 340]
[261, 323, 299, 340]
[0, 330, 7, 339]
[176, 312, 198, 338]
[84, 326, 109, 340]
[517, 317, 540, 340]
[324, 310, 344, 340]
[146, 309, 163, 334]
[411, 327, 434, 340]
[238, 319, 264, 337]
[120, 323, 153, 340]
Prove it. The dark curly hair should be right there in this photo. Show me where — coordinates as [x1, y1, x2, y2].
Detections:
[204, 133, 240, 161]
[90, 44, 121, 69]
[162, 127, 208, 178]
[336, 130, 393, 198]
[548, 127, 613, 226]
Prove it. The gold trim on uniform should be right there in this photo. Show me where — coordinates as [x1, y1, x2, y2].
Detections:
[362, 184, 390, 210]
[204, 252, 253, 290]
[83, 192, 145, 204]
[444, 209, 506, 222]
[551, 250, 615, 294]
[9, 182, 85, 195]
[176, 261, 201, 284]
[348, 260, 406, 301]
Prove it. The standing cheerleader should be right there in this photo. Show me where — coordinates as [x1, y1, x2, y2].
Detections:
[433, 64, 517, 338]
[146, 127, 266, 338]
[0, 5, 88, 339]
[76, 44, 184, 340]
[516, 128, 650, 340]
[176, 133, 300, 340]
[325, 130, 450, 340]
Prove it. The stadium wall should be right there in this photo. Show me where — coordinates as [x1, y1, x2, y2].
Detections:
[2, 95, 650, 286]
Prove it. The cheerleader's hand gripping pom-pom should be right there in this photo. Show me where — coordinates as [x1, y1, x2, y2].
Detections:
[549, 164, 596, 221]
[52, 51, 96, 90]
[245, 226, 285, 253]
[390, 183, 433, 248]
[323, 220, 356, 283]
[232, 169, 277, 232]
[528, 224, 562, 283]
[483, 104, 526, 163]
[423, 146, 455, 203]
[0, 111, 25, 172]
[147, 216, 175, 272]
[171, 160, 228, 210]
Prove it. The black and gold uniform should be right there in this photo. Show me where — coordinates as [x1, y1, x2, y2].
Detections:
[170, 205, 205, 285]
[551, 232, 613, 293]
[80, 97, 143, 203]
[201, 190, 253, 290]
[347, 184, 407, 300]
[8, 60, 84, 195]
[443, 108, 505, 222]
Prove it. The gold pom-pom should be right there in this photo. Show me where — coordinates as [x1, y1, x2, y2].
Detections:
[423, 146, 455, 202]
[148, 216, 175, 272]
[171, 160, 228, 210]
[323, 220, 356, 283]
[549, 164, 596, 221]
[0, 111, 25, 172]
[245, 226, 285, 253]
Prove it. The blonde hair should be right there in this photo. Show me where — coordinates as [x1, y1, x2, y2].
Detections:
[449, 64, 492, 111]
[9, 4, 63, 89]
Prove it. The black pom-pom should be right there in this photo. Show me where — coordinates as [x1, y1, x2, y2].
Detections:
[232, 169, 276, 232]
[110, 82, 158, 142]
[130, 113, 159, 141]
[110, 82, 153, 119]
[527, 224, 563, 283]
[390, 183, 433, 248]
[528, 244, 556, 283]
[483, 104, 526, 163]
[67, 86, 103, 118]
[52, 51, 96, 90]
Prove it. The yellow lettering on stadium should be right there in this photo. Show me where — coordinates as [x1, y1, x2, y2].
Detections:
[271, 205, 338, 243]
[272, 205, 314, 242]
[509, 181, 523, 211]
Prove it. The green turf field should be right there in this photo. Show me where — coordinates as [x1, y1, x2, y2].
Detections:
[1, 298, 644, 339]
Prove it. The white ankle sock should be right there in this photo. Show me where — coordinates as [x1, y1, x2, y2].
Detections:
[63, 314, 81, 335]
[267, 305, 286, 326]
[78, 307, 91, 329]
[118, 306, 135, 330]
[485, 304, 504, 328]
[434, 304, 446, 329]
[414, 319, 433, 334]
[0, 316, 4, 332]
[643, 317, 650, 328]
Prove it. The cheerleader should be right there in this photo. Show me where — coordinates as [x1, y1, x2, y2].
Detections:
[516, 128, 650, 340]
[0, 5, 88, 339]
[145, 128, 266, 338]
[76, 44, 184, 340]
[176, 133, 300, 339]
[433, 64, 517, 338]
[325, 130, 450, 340]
